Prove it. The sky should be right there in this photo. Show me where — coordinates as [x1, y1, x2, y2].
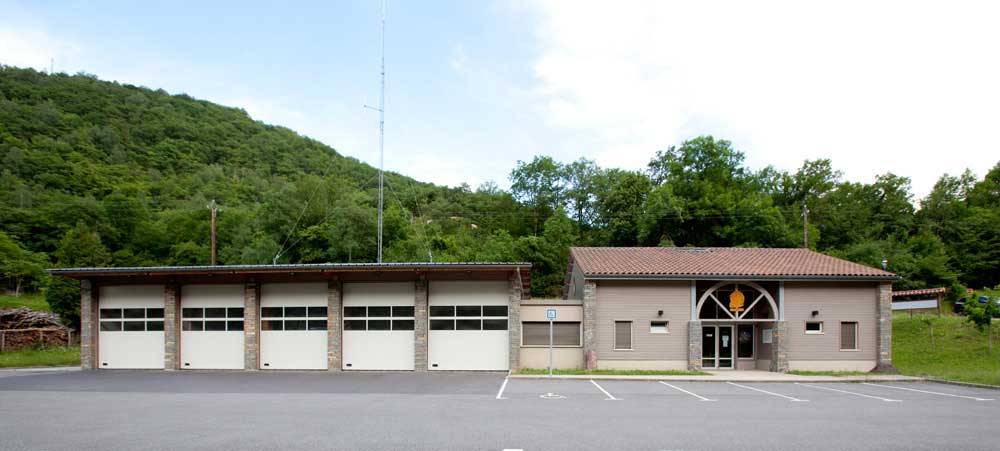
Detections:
[2, 0, 998, 200]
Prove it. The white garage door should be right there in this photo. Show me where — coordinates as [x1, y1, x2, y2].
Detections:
[180, 285, 244, 370]
[98, 285, 165, 369]
[428, 280, 509, 371]
[259, 283, 328, 370]
[342, 282, 415, 370]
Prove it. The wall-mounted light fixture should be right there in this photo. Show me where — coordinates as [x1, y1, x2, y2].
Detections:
[811, 310, 819, 317]
[657, 310, 664, 317]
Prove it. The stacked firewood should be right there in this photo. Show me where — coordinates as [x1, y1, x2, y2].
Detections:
[0, 308, 70, 350]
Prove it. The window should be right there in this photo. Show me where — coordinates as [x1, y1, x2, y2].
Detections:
[522, 322, 582, 346]
[805, 322, 823, 334]
[614, 321, 632, 350]
[183, 306, 244, 332]
[99, 307, 164, 332]
[260, 305, 324, 331]
[737, 324, 754, 359]
[840, 322, 858, 350]
[429, 304, 508, 331]
[650, 321, 669, 334]
[342, 305, 415, 331]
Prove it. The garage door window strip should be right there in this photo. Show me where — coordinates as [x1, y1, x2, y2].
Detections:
[99, 308, 164, 332]
[429, 305, 508, 331]
[343, 306, 414, 331]
[183, 307, 245, 332]
[260, 306, 327, 331]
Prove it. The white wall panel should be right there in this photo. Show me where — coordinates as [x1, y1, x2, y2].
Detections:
[429, 280, 507, 306]
[259, 283, 328, 370]
[98, 285, 165, 369]
[180, 285, 244, 370]
[344, 282, 414, 306]
[429, 331, 508, 370]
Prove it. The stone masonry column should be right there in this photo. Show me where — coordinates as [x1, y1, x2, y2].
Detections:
[769, 321, 789, 372]
[687, 321, 702, 371]
[582, 280, 598, 370]
[414, 276, 428, 371]
[327, 279, 343, 371]
[875, 282, 897, 372]
[163, 282, 180, 370]
[508, 272, 522, 371]
[244, 281, 260, 370]
[80, 279, 98, 370]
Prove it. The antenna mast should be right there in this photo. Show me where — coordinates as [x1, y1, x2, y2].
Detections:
[377, 0, 386, 263]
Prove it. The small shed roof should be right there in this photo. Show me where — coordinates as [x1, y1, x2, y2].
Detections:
[570, 247, 897, 281]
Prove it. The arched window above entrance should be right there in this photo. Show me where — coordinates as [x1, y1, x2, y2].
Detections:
[697, 281, 777, 321]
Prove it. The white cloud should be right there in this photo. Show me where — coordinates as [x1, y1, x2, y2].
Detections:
[0, 27, 80, 73]
[529, 0, 1000, 199]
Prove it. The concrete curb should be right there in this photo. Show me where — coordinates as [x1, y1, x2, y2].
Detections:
[925, 377, 1000, 391]
[0, 366, 80, 372]
[509, 374, 924, 383]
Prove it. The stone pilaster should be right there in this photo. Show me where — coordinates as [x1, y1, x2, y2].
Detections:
[163, 283, 180, 370]
[769, 321, 789, 372]
[508, 273, 522, 371]
[244, 281, 260, 370]
[327, 279, 342, 371]
[414, 276, 428, 371]
[687, 320, 702, 371]
[875, 282, 897, 373]
[80, 279, 98, 370]
[582, 280, 598, 370]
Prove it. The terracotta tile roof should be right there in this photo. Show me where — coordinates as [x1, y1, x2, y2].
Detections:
[891, 287, 946, 297]
[570, 247, 897, 280]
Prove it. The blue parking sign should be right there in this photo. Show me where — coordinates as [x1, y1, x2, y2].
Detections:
[546, 308, 557, 320]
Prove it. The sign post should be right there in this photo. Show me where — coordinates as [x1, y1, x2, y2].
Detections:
[546, 308, 557, 377]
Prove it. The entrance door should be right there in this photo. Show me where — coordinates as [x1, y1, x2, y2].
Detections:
[701, 325, 734, 369]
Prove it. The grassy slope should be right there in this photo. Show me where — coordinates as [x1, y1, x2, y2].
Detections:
[0, 346, 79, 367]
[0, 292, 49, 311]
[893, 314, 1000, 385]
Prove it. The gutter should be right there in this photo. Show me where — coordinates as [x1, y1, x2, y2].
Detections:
[584, 274, 899, 282]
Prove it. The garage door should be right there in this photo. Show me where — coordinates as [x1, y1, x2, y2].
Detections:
[259, 283, 328, 370]
[428, 280, 509, 371]
[98, 285, 165, 369]
[180, 285, 244, 369]
[342, 282, 415, 370]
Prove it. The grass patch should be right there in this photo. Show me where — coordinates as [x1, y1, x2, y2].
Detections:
[894, 315, 1000, 386]
[788, 370, 869, 377]
[0, 346, 79, 368]
[517, 368, 708, 376]
[0, 292, 49, 311]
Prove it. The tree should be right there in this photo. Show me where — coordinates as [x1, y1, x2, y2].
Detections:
[509, 156, 565, 233]
[0, 231, 49, 295]
[963, 287, 1000, 353]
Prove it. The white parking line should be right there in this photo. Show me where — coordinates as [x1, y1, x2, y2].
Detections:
[728, 382, 808, 402]
[590, 379, 620, 400]
[496, 376, 509, 400]
[795, 383, 901, 402]
[862, 383, 994, 401]
[658, 381, 716, 402]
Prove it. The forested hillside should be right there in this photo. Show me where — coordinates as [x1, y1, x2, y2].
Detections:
[1, 66, 998, 324]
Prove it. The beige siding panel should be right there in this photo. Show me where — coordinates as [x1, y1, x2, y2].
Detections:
[520, 347, 584, 369]
[596, 359, 687, 370]
[595, 281, 690, 361]
[789, 360, 877, 372]
[784, 282, 878, 361]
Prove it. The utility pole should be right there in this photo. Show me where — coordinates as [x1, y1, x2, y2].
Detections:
[208, 200, 218, 265]
[802, 201, 809, 248]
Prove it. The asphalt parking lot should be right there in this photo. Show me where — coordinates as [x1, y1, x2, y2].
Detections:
[0, 370, 997, 451]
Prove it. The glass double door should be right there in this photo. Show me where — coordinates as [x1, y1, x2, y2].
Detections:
[702, 325, 733, 369]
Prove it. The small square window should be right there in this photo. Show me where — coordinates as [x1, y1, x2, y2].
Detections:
[430, 319, 455, 330]
[100, 321, 122, 332]
[392, 306, 414, 317]
[123, 308, 146, 319]
[123, 321, 146, 331]
[100, 308, 122, 319]
[284, 320, 307, 330]
[284, 307, 307, 318]
[261, 320, 283, 331]
[146, 308, 164, 319]
[650, 321, 669, 334]
[261, 307, 283, 318]
[307, 320, 328, 331]
[227, 307, 244, 319]
[392, 319, 415, 331]
[367, 306, 391, 317]
[482, 306, 508, 317]
[182, 320, 204, 331]
[204, 320, 227, 331]
[227, 320, 244, 331]
[805, 322, 823, 334]
[182, 308, 204, 318]
[456, 306, 481, 317]
[146, 321, 164, 331]
[307, 307, 328, 318]
[429, 306, 454, 317]
[368, 319, 391, 330]
[344, 320, 367, 331]
[204, 308, 227, 318]
[344, 307, 367, 318]
[456, 319, 481, 330]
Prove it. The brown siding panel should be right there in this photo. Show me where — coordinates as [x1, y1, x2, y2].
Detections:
[784, 282, 877, 361]
[595, 281, 690, 360]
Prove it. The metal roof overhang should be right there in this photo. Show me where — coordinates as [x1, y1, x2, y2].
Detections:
[583, 273, 900, 282]
[48, 262, 532, 279]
